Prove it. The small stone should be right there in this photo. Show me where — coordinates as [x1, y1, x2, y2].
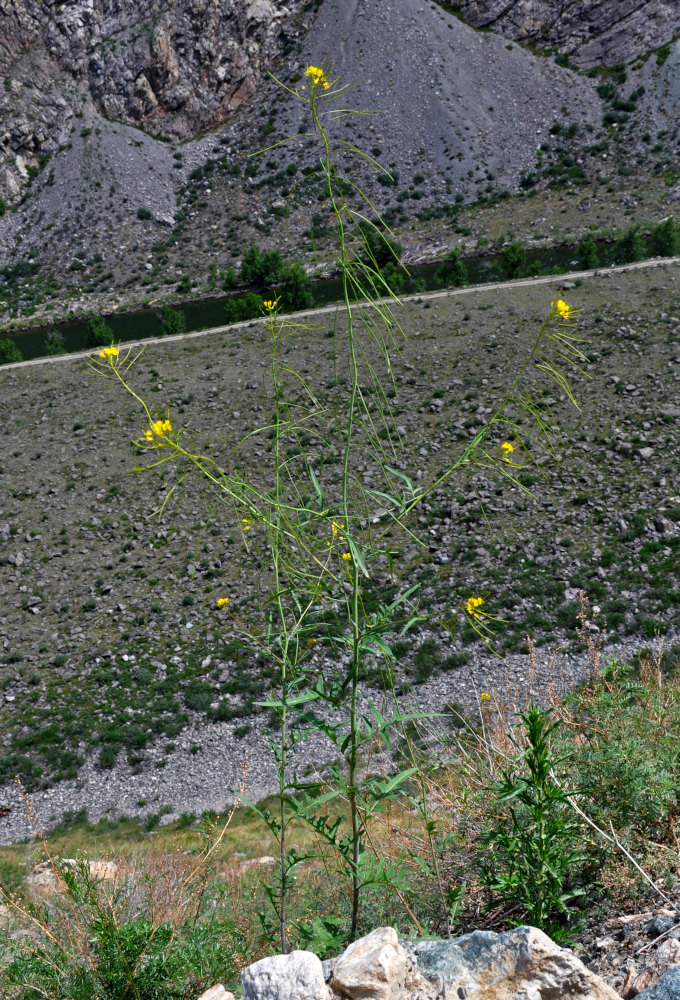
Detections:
[197, 987, 236, 1000]
[646, 914, 676, 938]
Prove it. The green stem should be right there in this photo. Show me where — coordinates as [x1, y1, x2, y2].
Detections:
[271, 316, 289, 954]
[312, 87, 364, 937]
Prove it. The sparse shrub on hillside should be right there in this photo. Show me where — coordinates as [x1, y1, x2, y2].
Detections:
[0, 337, 22, 364]
[86, 314, 114, 347]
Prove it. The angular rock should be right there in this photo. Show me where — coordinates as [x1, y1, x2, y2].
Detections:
[408, 925, 621, 1000]
[622, 939, 680, 997]
[241, 950, 330, 1000]
[637, 966, 680, 1000]
[330, 926, 408, 1000]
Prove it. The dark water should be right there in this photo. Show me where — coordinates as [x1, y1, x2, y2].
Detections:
[1, 237, 649, 363]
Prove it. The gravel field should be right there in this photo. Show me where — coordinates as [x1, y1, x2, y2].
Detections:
[0, 264, 679, 842]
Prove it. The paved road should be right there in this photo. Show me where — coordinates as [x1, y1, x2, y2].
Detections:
[4, 255, 680, 371]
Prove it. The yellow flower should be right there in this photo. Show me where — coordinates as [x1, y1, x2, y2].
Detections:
[241, 517, 254, 531]
[263, 299, 279, 312]
[216, 597, 229, 608]
[142, 416, 173, 445]
[98, 345, 119, 359]
[480, 692, 491, 702]
[305, 65, 329, 89]
[331, 521, 345, 540]
[306, 638, 317, 647]
[342, 552, 351, 562]
[501, 441, 514, 455]
[466, 595, 484, 618]
[150, 418, 172, 437]
[551, 298, 576, 319]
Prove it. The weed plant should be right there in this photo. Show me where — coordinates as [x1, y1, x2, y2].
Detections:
[0, 802, 247, 1000]
[84, 64, 591, 955]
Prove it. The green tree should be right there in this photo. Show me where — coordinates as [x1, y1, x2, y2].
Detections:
[650, 217, 680, 257]
[579, 239, 599, 270]
[435, 248, 467, 288]
[44, 329, 66, 356]
[502, 240, 527, 278]
[0, 337, 22, 364]
[87, 315, 114, 347]
[157, 305, 187, 337]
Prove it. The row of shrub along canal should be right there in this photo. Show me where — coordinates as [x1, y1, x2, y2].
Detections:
[1, 236, 660, 363]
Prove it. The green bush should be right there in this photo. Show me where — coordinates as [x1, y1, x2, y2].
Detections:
[357, 223, 403, 269]
[278, 262, 313, 311]
[479, 704, 587, 941]
[44, 329, 67, 355]
[157, 305, 187, 337]
[618, 225, 646, 263]
[137, 206, 153, 220]
[223, 292, 262, 324]
[650, 217, 680, 257]
[434, 248, 467, 287]
[1, 877, 245, 1000]
[87, 315, 114, 347]
[578, 239, 599, 270]
[564, 659, 680, 837]
[239, 245, 287, 286]
[0, 337, 22, 364]
[501, 240, 526, 278]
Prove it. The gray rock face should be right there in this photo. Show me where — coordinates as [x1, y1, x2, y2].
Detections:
[0, 0, 311, 201]
[407, 925, 621, 1000]
[241, 926, 625, 1000]
[453, 0, 680, 67]
[241, 949, 330, 1000]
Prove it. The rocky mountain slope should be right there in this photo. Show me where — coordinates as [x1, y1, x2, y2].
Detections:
[1, 0, 680, 323]
[0, 0, 314, 201]
[452, 0, 680, 68]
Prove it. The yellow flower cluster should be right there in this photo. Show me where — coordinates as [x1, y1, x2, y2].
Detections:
[500, 441, 514, 455]
[480, 692, 491, 703]
[263, 299, 279, 312]
[551, 298, 576, 319]
[305, 65, 330, 89]
[98, 345, 119, 359]
[466, 595, 484, 618]
[342, 552, 351, 562]
[241, 517, 254, 531]
[216, 597, 230, 608]
[144, 418, 172, 443]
